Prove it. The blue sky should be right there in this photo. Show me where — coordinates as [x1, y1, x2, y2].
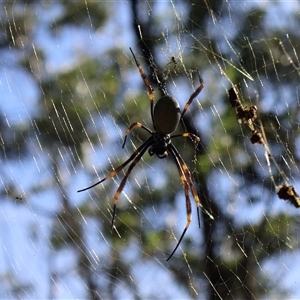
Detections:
[1, 1, 300, 298]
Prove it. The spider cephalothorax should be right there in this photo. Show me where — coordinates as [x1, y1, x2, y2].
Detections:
[149, 132, 171, 158]
[78, 48, 207, 260]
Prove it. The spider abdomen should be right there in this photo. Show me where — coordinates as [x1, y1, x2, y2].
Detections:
[153, 95, 181, 134]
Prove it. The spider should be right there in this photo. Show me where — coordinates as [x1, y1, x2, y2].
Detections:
[78, 47, 206, 261]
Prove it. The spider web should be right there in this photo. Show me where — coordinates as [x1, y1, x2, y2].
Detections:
[1, 0, 300, 299]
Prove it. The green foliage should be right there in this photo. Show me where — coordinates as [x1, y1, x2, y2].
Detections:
[1, 1, 300, 299]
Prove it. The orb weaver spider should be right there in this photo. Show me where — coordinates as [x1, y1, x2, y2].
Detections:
[78, 48, 206, 261]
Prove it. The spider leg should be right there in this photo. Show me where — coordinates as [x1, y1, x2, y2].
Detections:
[180, 70, 204, 120]
[111, 137, 153, 228]
[170, 144, 201, 228]
[129, 47, 155, 125]
[77, 136, 153, 193]
[170, 139, 214, 220]
[167, 145, 192, 261]
[122, 122, 153, 148]
[171, 132, 200, 144]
